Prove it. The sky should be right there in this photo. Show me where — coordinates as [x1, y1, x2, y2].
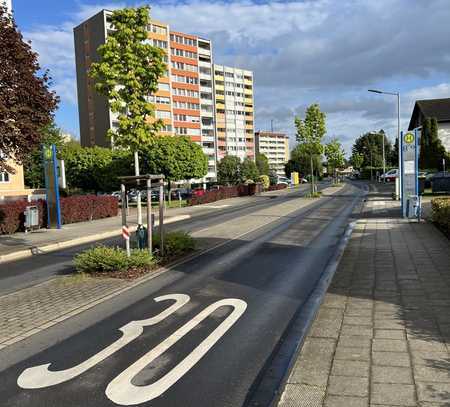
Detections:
[11, 0, 450, 155]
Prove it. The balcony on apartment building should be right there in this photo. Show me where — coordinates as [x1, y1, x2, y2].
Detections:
[197, 40, 211, 56]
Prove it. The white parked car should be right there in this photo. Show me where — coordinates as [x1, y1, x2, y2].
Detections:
[380, 169, 399, 182]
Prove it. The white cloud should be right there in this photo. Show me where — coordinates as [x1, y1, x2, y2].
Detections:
[20, 0, 450, 150]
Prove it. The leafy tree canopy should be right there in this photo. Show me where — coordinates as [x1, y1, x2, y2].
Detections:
[325, 138, 346, 176]
[419, 118, 447, 171]
[240, 157, 259, 183]
[0, 6, 58, 172]
[217, 155, 241, 186]
[351, 130, 393, 168]
[295, 104, 326, 156]
[89, 6, 166, 151]
[255, 153, 270, 176]
[141, 136, 208, 183]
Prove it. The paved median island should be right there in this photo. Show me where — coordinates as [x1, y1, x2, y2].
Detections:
[278, 189, 450, 407]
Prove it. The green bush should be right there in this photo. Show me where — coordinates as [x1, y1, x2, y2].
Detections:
[153, 231, 195, 258]
[74, 245, 154, 273]
[259, 174, 270, 190]
[431, 198, 450, 237]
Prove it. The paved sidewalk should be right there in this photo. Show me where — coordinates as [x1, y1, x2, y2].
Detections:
[278, 189, 450, 406]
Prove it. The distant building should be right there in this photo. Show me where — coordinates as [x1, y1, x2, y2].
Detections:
[408, 98, 450, 151]
[254, 131, 289, 176]
[213, 65, 255, 161]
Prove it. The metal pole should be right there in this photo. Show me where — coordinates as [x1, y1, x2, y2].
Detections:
[159, 179, 164, 256]
[134, 151, 142, 225]
[397, 93, 402, 203]
[146, 178, 152, 255]
[121, 183, 130, 257]
[382, 132, 386, 183]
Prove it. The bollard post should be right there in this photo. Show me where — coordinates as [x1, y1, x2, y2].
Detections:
[159, 179, 164, 256]
[121, 184, 130, 257]
[146, 178, 152, 255]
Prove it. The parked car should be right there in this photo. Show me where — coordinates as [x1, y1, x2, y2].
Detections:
[380, 169, 398, 182]
[277, 176, 292, 186]
[170, 188, 192, 200]
[300, 177, 308, 184]
[192, 188, 206, 197]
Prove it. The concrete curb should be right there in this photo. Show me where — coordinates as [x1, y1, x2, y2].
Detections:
[0, 214, 191, 264]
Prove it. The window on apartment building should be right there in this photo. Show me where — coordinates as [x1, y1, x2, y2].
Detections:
[198, 41, 210, 50]
[161, 124, 173, 132]
[158, 83, 170, 91]
[155, 96, 170, 104]
[216, 90, 224, 96]
[225, 81, 235, 87]
[199, 67, 211, 75]
[0, 171, 10, 183]
[201, 105, 213, 112]
[151, 39, 167, 48]
[171, 75, 198, 85]
[148, 25, 167, 35]
[176, 127, 188, 135]
[215, 70, 223, 76]
[225, 72, 234, 78]
[156, 110, 171, 119]
[244, 75, 252, 80]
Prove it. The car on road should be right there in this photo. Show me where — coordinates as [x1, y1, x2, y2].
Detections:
[380, 169, 398, 182]
[277, 176, 292, 187]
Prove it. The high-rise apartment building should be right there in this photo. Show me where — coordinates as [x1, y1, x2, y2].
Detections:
[74, 10, 252, 181]
[255, 131, 289, 176]
[213, 65, 255, 161]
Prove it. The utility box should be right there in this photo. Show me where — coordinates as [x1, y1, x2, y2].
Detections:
[24, 206, 39, 232]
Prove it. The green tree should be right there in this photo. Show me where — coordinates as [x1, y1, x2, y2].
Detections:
[350, 152, 364, 171]
[141, 136, 207, 197]
[419, 118, 446, 171]
[295, 104, 326, 193]
[23, 122, 67, 188]
[255, 153, 270, 176]
[60, 144, 134, 193]
[352, 131, 392, 169]
[89, 6, 166, 223]
[0, 5, 58, 173]
[325, 138, 345, 181]
[217, 155, 241, 185]
[287, 141, 322, 178]
[240, 157, 259, 183]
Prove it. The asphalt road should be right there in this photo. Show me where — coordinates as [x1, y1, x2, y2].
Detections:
[0, 182, 365, 407]
[0, 183, 314, 296]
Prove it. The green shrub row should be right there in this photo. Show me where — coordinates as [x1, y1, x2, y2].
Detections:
[431, 198, 450, 238]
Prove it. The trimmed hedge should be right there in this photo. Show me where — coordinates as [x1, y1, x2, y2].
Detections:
[188, 185, 251, 206]
[0, 200, 46, 234]
[268, 184, 288, 191]
[431, 198, 450, 238]
[60, 195, 118, 224]
[0, 195, 118, 234]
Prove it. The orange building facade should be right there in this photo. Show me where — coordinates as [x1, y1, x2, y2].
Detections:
[74, 10, 253, 181]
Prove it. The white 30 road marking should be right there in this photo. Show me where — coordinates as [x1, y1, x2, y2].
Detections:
[17, 294, 247, 406]
[17, 294, 190, 388]
[106, 298, 247, 405]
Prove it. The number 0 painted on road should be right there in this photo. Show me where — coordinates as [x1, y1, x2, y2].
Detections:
[17, 294, 247, 406]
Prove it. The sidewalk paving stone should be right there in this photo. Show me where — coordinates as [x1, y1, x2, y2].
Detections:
[278, 184, 450, 407]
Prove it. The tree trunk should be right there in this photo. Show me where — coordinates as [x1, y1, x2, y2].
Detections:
[134, 151, 142, 225]
[310, 154, 314, 195]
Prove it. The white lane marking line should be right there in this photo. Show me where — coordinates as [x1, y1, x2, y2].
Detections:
[17, 294, 190, 389]
[105, 298, 247, 406]
[203, 205, 230, 209]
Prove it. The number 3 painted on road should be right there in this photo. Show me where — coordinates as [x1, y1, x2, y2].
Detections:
[17, 294, 247, 406]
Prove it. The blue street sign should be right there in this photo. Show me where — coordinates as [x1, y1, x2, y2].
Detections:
[43, 144, 62, 229]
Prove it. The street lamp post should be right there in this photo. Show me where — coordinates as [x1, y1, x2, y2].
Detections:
[368, 89, 401, 197]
